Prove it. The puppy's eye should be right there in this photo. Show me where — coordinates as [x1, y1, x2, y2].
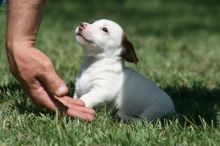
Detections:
[102, 27, 109, 33]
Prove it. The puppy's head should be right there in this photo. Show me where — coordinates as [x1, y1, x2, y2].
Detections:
[75, 19, 138, 64]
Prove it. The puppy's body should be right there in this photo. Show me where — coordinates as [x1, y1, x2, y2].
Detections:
[74, 19, 175, 121]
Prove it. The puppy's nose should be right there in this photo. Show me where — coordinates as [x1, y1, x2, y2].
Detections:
[79, 23, 88, 31]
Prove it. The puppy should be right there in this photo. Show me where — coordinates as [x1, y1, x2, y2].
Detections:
[73, 19, 175, 121]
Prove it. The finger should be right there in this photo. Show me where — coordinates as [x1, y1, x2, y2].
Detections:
[58, 96, 96, 115]
[68, 104, 96, 115]
[66, 108, 95, 121]
[58, 96, 85, 106]
[29, 86, 95, 121]
[29, 85, 67, 111]
[37, 68, 68, 97]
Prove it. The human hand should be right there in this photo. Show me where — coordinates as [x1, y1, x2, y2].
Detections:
[6, 0, 95, 121]
[7, 46, 95, 121]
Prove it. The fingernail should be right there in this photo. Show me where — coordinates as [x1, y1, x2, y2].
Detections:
[55, 86, 68, 96]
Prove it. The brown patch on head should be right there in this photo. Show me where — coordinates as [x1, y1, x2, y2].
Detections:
[120, 33, 138, 64]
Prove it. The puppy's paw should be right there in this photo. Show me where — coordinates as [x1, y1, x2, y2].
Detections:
[73, 92, 79, 99]
[80, 98, 93, 108]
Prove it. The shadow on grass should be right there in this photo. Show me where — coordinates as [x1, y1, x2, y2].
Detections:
[165, 83, 220, 126]
[1, 81, 220, 126]
[0, 83, 53, 117]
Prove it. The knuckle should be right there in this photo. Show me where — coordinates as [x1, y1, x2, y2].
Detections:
[42, 60, 53, 69]
[40, 60, 54, 72]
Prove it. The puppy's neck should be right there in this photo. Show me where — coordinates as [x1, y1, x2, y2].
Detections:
[83, 45, 122, 60]
[82, 51, 123, 69]
[85, 53, 122, 62]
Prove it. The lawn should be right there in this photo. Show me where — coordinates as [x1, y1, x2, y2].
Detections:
[1, 0, 220, 145]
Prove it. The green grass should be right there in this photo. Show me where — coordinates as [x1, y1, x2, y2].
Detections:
[1, 0, 220, 145]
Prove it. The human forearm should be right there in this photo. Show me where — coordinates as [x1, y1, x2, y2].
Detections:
[6, 0, 47, 50]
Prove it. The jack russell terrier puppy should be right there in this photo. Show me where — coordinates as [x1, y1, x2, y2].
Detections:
[73, 19, 175, 121]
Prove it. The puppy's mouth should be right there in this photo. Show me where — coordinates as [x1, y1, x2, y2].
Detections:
[76, 33, 93, 44]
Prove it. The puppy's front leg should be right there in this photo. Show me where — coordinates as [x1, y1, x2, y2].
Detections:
[73, 92, 78, 99]
[80, 90, 109, 108]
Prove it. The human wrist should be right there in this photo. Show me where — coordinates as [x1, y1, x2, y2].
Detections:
[6, 37, 35, 53]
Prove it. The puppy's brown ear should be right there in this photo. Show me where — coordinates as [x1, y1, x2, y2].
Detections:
[120, 33, 139, 64]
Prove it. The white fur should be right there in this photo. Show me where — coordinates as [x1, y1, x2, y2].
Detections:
[73, 19, 175, 121]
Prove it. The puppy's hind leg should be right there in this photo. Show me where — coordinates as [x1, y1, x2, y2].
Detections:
[117, 113, 138, 122]
[140, 106, 170, 122]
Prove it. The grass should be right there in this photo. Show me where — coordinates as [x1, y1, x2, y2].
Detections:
[1, 0, 220, 145]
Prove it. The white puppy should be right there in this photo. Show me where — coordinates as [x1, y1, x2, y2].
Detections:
[74, 19, 175, 121]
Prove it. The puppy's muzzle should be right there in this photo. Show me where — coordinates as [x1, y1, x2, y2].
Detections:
[79, 23, 88, 31]
[75, 22, 94, 44]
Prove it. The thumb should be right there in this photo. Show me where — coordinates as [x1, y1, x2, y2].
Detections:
[37, 69, 68, 97]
